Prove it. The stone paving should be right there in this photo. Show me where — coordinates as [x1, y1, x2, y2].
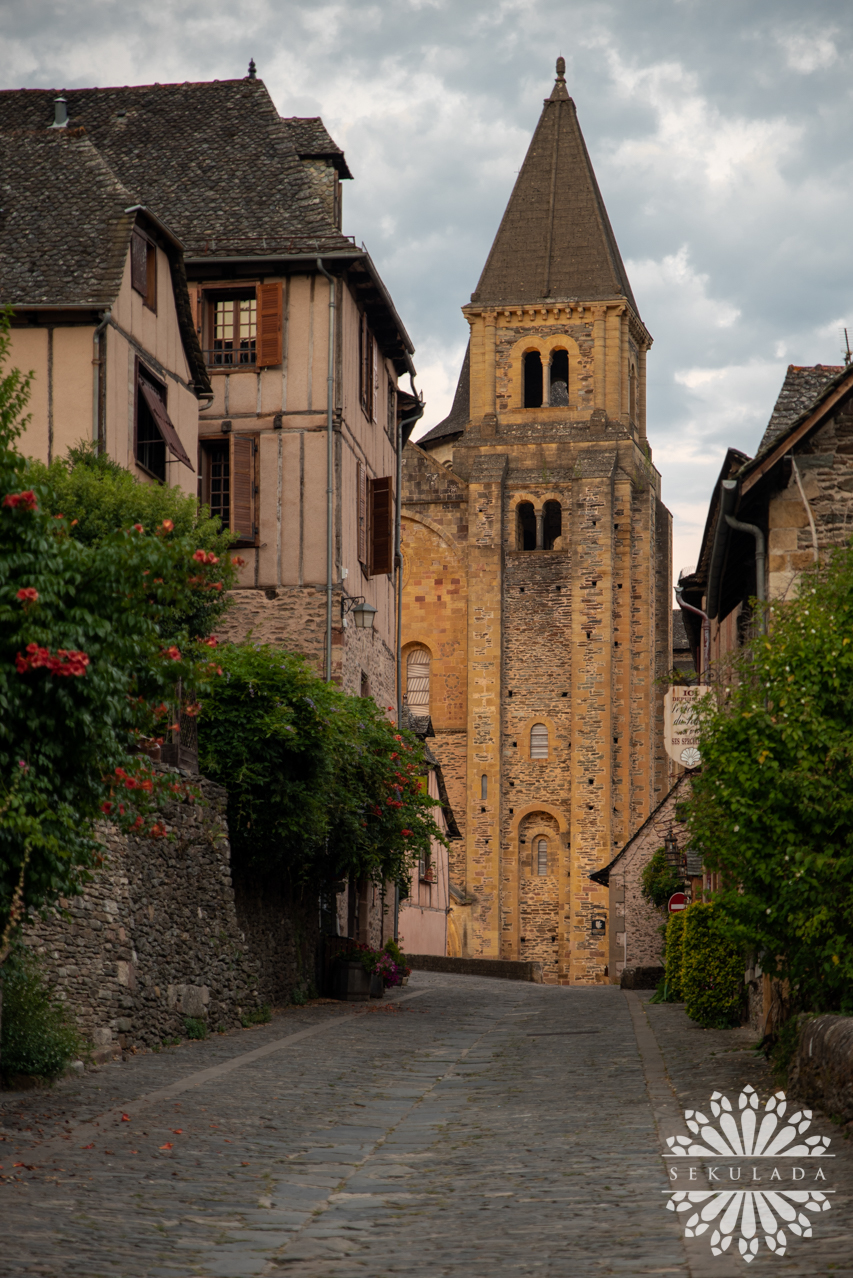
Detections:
[1, 972, 851, 1277]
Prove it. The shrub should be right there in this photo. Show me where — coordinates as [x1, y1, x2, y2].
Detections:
[0, 949, 80, 1080]
[640, 849, 683, 909]
[664, 911, 686, 1001]
[383, 937, 406, 966]
[183, 1017, 208, 1040]
[681, 902, 744, 1028]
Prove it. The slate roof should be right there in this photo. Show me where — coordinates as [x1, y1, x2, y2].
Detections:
[0, 80, 354, 259]
[472, 61, 638, 311]
[758, 364, 844, 452]
[281, 116, 352, 179]
[0, 128, 136, 306]
[672, 609, 689, 652]
[417, 343, 470, 447]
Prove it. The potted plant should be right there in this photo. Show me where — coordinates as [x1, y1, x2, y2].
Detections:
[333, 941, 375, 1002]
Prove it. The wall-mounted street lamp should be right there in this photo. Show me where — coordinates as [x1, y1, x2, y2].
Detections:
[341, 596, 377, 631]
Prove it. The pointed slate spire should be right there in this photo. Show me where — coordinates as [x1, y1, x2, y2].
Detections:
[472, 59, 637, 311]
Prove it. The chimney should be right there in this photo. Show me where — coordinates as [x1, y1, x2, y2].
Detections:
[51, 96, 68, 129]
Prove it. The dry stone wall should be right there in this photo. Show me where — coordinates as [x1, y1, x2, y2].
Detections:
[23, 773, 319, 1057]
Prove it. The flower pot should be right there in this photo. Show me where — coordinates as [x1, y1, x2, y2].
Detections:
[334, 960, 371, 1002]
[400, 975, 409, 986]
[369, 974, 385, 999]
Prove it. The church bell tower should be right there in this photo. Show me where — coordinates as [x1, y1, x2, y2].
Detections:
[402, 60, 672, 983]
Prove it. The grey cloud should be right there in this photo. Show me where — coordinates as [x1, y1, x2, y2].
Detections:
[2, 0, 852, 574]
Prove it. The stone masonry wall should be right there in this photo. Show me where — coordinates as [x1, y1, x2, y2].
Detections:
[23, 774, 318, 1057]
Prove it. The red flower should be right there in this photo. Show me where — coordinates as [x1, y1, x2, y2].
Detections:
[184, 703, 200, 717]
[3, 490, 37, 511]
[15, 644, 89, 677]
[401, 829, 412, 837]
[159, 519, 174, 532]
[15, 587, 38, 604]
[149, 823, 166, 839]
[101, 802, 113, 814]
[192, 549, 207, 563]
[207, 581, 223, 592]
[232, 556, 246, 567]
[201, 637, 218, 648]
[163, 646, 181, 661]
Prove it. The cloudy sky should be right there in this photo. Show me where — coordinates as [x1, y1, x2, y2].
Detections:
[3, 0, 851, 579]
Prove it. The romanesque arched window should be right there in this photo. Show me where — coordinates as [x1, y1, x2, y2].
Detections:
[516, 501, 536, 551]
[549, 349, 569, 406]
[406, 648, 430, 713]
[536, 838, 548, 875]
[524, 351, 543, 408]
[481, 774, 488, 801]
[543, 500, 562, 550]
[530, 723, 549, 759]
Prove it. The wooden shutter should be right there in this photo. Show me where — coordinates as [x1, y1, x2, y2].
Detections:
[530, 723, 549, 759]
[256, 282, 282, 367]
[145, 243, 157, 311]
[369, 475, 392, 576]
[230, 435, 255, 543]
[357, 461, 368, 567]
[359, 313, 369, 413]
[131, 231, 148, 295]
[187, 286, 202, 337]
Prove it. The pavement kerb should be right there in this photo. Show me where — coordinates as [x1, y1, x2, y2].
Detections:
[16, 988, 432, 1167]
[624, 990, 742, 1278]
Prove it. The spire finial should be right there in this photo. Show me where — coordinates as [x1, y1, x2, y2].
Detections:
[247, 58, 257, 80]
[556, 56, 566, 81]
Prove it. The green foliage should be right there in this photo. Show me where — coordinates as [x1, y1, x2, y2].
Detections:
[664, 911, 686, 1001]
[686, 545, 853, 1014]
[290, 986, 308, 1006]
[0, 947, 80, 1079]
[198, 644, 445, 891]
[0, 308, 227, 953]
[241, 1004, 271, 1027]
[183, 1016, 208, 1040]
[680, 902, 744, 1029]
[640, 849, 683, 909]
[383, 937, 406, 966]
[28, 441, 237, 642]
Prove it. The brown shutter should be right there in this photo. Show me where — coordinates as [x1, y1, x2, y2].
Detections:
[230, 435, 255, 542]
[131, 231, 148, 295]
[145, 243, 157, 311]
[357, 460, 367, 566]
[256, 282, 282, 367]
[369, 476, 393, 576]
[359, 313, 369, 412]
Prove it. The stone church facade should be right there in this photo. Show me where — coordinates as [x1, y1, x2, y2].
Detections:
[401, 61, 672, 983]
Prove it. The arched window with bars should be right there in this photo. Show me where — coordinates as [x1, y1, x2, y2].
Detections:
[530, 723, 549, 759]
[406, 648, 430, 714]
[536, 838, 548, 876]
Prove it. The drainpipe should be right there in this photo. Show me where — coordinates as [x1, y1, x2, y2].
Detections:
[675, 586, 710, 683]
[396, 380, 425, 727]
[724, 511, 766, 634]
[316, 259, 336, 683]
[92, 310, 111, 455]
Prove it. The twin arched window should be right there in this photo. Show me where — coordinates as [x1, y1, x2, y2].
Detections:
[406, 648, 430, 713]
[523, 348, 570, 409]
[516, 500, 562, 551]
[530, 723, 549, 759]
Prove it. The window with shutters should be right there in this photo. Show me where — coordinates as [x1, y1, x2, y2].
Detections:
[199, 435, 257, 545]
[357, 461, 368, 569]
[536, 838, 548, 876]
[130, 230, 157, 312]
[201, 283, 282, 370]
[368, 475, 393, 576]
[134, 364, 194, 482]
[406, 649, 430, 714]
[530, 723, 549, 759]
[359, 312, 375, 420]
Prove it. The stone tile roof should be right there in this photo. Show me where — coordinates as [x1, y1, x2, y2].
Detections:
[0, 80, 354, 259]
[672, 609, 690, 652]
[472, 61, 638, 311]
[0, 128, 136, 306]
[758, 364, 845, 453]
[281, 116, 352, 179]
[417, 343, 470, 447]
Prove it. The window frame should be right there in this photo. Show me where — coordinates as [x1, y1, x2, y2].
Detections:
[134, 361, 168, 482]
[199, 433, 259, 547]
[131, 229, 157, 313]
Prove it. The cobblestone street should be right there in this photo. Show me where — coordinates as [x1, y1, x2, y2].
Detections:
[1, 972, 851, 1277]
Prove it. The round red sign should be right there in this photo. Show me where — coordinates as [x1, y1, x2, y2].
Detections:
[668, 892, 687, 913]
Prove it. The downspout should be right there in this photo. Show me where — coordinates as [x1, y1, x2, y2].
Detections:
[92, 310, 111, 455]
[724, 511, 766, 634]
[674, 587, 710, 683]
[316, 259, 336, 683]
[396, 380, 425, 727]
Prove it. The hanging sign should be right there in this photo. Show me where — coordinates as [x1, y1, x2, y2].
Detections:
[663, 685, 709, 768]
